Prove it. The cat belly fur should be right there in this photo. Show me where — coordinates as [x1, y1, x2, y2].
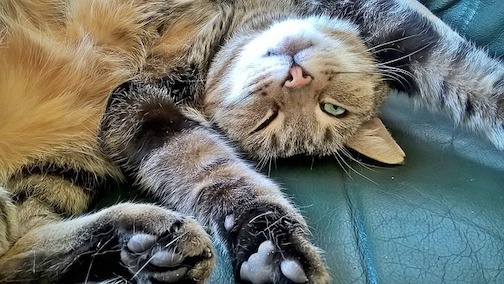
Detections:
[0, 0, 126, 249]
[0, 0, 205, 272]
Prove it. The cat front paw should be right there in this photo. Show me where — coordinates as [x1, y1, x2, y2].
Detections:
[224, 204, 330, 284]
[107, 203, 215, 283]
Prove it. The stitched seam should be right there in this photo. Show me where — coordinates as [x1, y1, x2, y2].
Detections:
[344, 184, 378, 284]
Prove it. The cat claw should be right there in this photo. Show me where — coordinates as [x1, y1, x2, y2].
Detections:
[240, 240, 308, 284]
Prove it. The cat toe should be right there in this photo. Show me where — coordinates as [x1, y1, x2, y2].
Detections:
[280, 259, 309, 283]
[110, 205, 215, 283]
[121, 229, 214, 283]
[239, 240, 308, 284]
[120, 232, 191, 281]
[127, 233, 157, 253]
[239, 240, 276, 283]
[150, 250, 185, 267]
[230, 204, 330, 284]
[240, 240, 309, 284]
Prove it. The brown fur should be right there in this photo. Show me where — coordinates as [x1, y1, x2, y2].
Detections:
[2, 0, 502, 282]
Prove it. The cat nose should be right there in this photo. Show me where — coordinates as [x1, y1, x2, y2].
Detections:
[284, 65, 312, 89]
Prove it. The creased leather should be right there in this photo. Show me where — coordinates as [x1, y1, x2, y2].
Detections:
[250, 93, 504, 283]
[420, 0, 504, 56]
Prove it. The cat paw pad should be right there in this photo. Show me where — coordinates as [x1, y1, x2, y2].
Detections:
[230, 205, 330, 284]
[113, 207, 215, 283]
[240, 240, 308, 284]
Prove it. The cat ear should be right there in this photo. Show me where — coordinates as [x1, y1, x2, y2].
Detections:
[345, 117, 405, 165]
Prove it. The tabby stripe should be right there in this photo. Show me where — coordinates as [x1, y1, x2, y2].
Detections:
[465, 98, 475, 118]
[323, 127, 333, 144]
[124, 96, 198, 169]
[0, 196, 12, 244]
[439, 81, 449, 109]
[205, 51, 239, 97]
[198, 157, 232, 174]
[493, 76, 504, 90]
[195, 179, 250, 211]
[18, 164, 112, 193]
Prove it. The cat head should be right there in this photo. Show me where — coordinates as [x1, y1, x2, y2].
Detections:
[204, 16, 405, 164]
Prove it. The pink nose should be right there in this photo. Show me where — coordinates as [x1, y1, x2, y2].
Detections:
[284, 65, 312, 89]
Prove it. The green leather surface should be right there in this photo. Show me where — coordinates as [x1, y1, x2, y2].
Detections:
[420, 0, 504, 56]
[209, 95, 504, 283]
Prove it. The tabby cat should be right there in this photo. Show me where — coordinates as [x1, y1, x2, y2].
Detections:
[1, 0, 503, 283]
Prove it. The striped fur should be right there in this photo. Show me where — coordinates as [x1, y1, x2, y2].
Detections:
[1, 0, 503, 283]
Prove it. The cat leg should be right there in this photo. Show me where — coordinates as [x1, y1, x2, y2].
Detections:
[313, 0, 504, 149]
[0, 202, 215, 283]
[100, 82, 330, 284]
[0, 187, 19, 256]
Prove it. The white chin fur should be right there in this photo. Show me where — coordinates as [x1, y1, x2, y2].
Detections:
[224, 16, 359, 105]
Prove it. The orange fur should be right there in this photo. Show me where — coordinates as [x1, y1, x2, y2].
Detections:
[0, 0, 163, 181]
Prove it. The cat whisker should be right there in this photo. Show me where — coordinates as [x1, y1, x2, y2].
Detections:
[382, 72, 416, 90]
[379, 72, 410, 88]
[376, 43, 433, 66]
[376, 64, 415, 78]
[267, 156, 274, 177]
[368, 47, 404, 55]
[334, 152, 379, 185]
[365, 34, 424, 52]
[318, 67, 384, 76]
[255, 153, 274, 175]
[376, 64, 416, 86]
[333, 153, 352, 179]
[255, 156, 268, 171]
[340, 148, 382, 172]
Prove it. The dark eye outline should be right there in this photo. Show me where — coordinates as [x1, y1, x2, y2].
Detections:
[320, 103, 347, 118]
[250, 103, 280, 134]
[265, 49, 281, 57]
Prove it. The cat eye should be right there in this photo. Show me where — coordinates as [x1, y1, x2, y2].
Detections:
[321, 103, 347, 117]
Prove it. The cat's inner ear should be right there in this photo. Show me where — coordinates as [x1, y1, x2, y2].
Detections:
[345, 117, 406, 165]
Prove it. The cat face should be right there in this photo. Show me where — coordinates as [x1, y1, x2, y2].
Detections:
[204, 16, 404, 164]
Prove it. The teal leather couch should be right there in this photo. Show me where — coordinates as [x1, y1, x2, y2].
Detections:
[208, 0, 504, 283]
